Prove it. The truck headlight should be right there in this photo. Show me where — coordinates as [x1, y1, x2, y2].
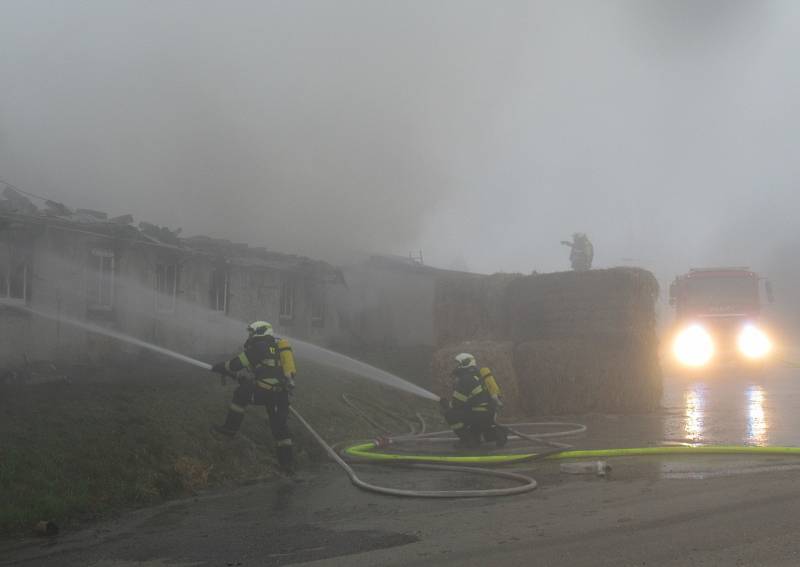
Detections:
[737, 325, 772, 359]
[673, 324, 715, 367]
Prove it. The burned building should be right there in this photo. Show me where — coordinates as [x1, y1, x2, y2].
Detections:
[0, 188, 344, 370]
[331, 255, 484, 386]
[338, 254, 481, 350]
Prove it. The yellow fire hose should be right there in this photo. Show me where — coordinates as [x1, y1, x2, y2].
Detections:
[328, 397, 800, 497]
[344, 441, 800, 464]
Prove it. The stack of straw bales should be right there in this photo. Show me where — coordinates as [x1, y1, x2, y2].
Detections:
[432, 268, 661, 415]
[433, 273, 517, 345]
[513, 335, 661, 415]
[504, 268, 658, 342]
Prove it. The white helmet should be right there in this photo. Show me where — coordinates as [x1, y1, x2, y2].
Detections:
[247, 321, 273, 338]
[454, 352, 477, 369]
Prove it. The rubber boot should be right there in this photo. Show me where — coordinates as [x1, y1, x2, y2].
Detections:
[454, 429, 481, 449]
[276, 445, 295, 476]
[494, 425, 509, 448]
[213, 410, 244, 437]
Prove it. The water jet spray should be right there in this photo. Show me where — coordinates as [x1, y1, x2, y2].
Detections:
[3, 301, 439, 401]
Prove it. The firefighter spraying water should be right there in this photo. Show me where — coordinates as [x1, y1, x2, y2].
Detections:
[440, 353, 509, 448]
[211, 321, 298, 475]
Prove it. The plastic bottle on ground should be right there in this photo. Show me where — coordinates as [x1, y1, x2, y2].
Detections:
[559, 460, 611, 477]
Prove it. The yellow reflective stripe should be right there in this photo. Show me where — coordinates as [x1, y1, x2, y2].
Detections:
[224, 360, 234, 372]
[470, 385, 484, 397]
[260, 359, 277, 367]
[471, 406, 489, 412]
[452, 392, 468, 402]
[276, 438, 293, 447]
[238, 352, 251, 367]
[229, 403, 246, 414]
[257, 381, 273, 390]
[451, 422, 465, 430]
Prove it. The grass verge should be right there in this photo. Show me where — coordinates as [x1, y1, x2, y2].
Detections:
[0, 357, 441, 535]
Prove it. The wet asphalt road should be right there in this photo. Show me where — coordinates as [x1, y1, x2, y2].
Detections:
[554, 364, 800, 452]
[5, 365, 800, 566]
[661, 365, 800, 447]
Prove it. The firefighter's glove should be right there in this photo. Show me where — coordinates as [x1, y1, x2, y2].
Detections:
[211, 362, 228, 386]
[285, 374, 296, 396]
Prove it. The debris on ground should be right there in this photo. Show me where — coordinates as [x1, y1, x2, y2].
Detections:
[560, 461, 611, 477]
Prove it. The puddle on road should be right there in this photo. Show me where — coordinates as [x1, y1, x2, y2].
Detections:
[540, 368, 800, 483]
[660, 368, 800, 447]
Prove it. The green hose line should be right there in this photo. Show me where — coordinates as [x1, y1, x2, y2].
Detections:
[345, 442, 539, 464]
[548, 445, 800, 459]
[344, 441, 800, 464]
[334, 398, 800, 498]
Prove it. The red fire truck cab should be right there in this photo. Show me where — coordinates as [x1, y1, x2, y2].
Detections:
[668, 267, 775, 368]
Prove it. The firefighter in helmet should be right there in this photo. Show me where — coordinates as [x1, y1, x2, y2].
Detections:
[211, 321, 297, 475]
[560, 232, 594, 271]
[440, 353, 508, 448]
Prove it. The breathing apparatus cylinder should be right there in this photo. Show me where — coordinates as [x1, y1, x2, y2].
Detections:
[278, 338, 297, 376]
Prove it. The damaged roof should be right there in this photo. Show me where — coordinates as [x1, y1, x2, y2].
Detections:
[0, 186, 343, 282]
[362, 254, 479, 277]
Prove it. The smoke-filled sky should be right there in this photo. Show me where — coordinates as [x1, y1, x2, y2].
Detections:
[2, 1, 799, 287]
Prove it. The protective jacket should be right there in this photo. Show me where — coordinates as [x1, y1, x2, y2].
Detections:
[223, 335, 296, 392]
[451, 367, 492, 413]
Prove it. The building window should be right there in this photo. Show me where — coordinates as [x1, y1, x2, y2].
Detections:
[311, 296, 326, 328]
[155, 263, 178, 313]
[279, 281, 295, 321]
[88, 249, 115, 310]
[210, 268, 229, 313]
[0, 247, 30, 303]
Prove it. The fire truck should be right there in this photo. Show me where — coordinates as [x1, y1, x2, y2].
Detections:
[668, 267, 775, 368]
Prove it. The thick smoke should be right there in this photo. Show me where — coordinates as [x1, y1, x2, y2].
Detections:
[0, 2, 465, 262]
[2, 1, 799, 285]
